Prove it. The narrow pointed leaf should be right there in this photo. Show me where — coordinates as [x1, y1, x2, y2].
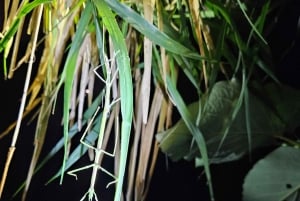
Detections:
[165, 75, 214, 200]
[93, 1, 133, 200]
[103, 0, 202, 60]
[59, 2, 93, 183]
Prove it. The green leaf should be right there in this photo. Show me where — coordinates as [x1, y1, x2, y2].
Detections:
[237, 0, 267, 44]
[0, 0, 52, 52]
[59, 2, 93, 184]
[157, 79, 286, 164]
[93, 1, 133, 200]
[243, 146, 300, 201]
[47, 115, 101, 184]
[165, 75, 214, 200]
[102, 0, 202, 60]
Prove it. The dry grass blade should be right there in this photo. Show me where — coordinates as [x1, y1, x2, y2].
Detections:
[140, 0, 155, 124]
[128, 1, 176, 200]
[188, 0, 207, 88]
[7, 16, 26, 78]
[78, 39, 91, 131]
[0, 4, 44, 198]
[3, 0, 20, 30]
[135, 87, 163, 201]
[2, 0, 20, 39]
[130, 0, 157, 195]
[22, 82, 52, 201]
[21, 8, 63, 201]
[155, 0, 166, 84]
[127, 92, 142, 201]
[143, 98, 173, 198]
[69, 34, 93, 128]
[6, 2, 80, 199]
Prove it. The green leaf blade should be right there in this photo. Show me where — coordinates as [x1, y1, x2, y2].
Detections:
[93, 1, 133, 200]
[103, 0, 202, 60]
[59, 2, 93, 184]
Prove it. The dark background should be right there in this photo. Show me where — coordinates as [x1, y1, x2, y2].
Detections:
[0, 1, 299, 201]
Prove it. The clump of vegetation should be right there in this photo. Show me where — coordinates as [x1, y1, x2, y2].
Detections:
[0, 0, 299, 201]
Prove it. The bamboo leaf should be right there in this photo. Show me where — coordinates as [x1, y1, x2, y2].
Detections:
[93, 1, 133, 200]
[47, 116, 101, 184]
[59, 2, 93, 184]
[165, 75, 214, 200]
[102, 0, 202, 60]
